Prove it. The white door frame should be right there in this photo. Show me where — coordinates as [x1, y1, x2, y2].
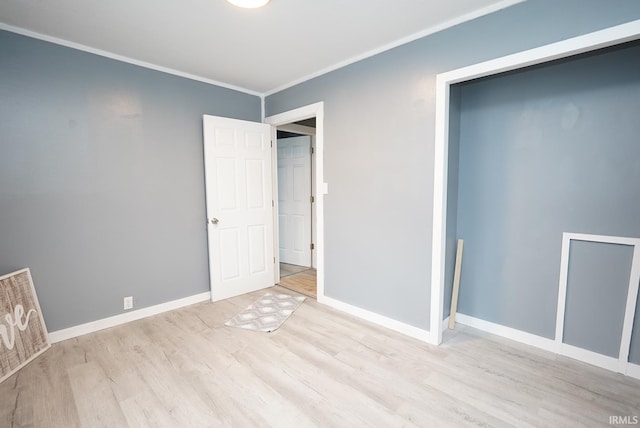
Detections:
[430, 20, 640, 345]
[264, 102, 325, 302]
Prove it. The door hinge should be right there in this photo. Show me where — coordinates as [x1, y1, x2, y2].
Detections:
[274, 257, 276, 263]
[310, 195, 315, 203]
[310, 243, 315, 250]
[272, 200, 274, 207]
[271, 140, 273, 148]
[311, 147, 314, 155]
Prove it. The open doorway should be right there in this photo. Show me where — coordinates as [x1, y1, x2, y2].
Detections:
[275, 119, 317, 298]
[265, 102, 325, 302]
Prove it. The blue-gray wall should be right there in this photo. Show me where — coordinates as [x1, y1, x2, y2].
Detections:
[563, 241, 634, 359]
[456, 40, 640, 361]
[0, 30, 261, 331]
[265, 0, 640, 331]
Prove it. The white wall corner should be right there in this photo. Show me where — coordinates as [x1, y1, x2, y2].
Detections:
[442, 316, 451, 333]
[627, 362, 640, 380]
[558, 343, 620, 373]
[48, 291, 211, 343]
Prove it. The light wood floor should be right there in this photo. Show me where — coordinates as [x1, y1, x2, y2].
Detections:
[279, 264, 317, 298]
[2, 286, 639, 427]
[279, 263, 310, 278]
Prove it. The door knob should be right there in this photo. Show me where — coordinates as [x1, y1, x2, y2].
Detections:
[210, 218, 219, 225]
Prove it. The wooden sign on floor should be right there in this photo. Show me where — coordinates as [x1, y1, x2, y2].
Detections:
[0, 268, 50, 383]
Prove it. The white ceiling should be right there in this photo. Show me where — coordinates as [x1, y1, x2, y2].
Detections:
[0, 0, 522, 95]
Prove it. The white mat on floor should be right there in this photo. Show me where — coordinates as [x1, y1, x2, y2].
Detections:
[224, 293, 305, 332]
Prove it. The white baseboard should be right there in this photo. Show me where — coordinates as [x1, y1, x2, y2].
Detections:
[627, 362, 640, 380]
[442, 316, 451, 333]
[45, 291, 640, 381]
[455, 313, 557, 353]
[48, 291, 211, 343]
[454, 313, 640, 378]
[320, 296, 432, 344]
[558, 343, 620, 373]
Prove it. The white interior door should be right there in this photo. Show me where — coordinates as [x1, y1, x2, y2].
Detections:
[203, 115, 274, 301]
[277, 136, 312, 267]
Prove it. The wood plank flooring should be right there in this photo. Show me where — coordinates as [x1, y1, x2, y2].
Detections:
[279, 263, 310, 278]
[278, 267, 317, 298]
[2, 285, 639, 427]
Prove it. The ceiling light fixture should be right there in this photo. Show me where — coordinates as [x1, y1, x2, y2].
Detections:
[226, 0, 270, 8]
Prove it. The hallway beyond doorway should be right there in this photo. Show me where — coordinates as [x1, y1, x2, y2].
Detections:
[279, 263, 317, 298]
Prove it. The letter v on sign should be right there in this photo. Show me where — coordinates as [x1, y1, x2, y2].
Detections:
[0, 304, 37, 350]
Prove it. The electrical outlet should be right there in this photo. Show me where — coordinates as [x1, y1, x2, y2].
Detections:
[123, 296, 133, 310]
